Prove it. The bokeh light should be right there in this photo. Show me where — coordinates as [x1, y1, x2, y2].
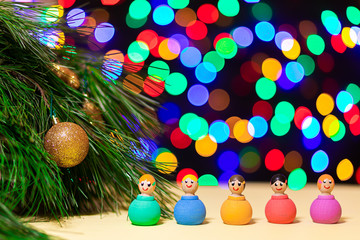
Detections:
[156, 151, 178, 174]
[231, 26, 253, 48]
[198, 174, 219, 186]
[187, 84, 209, 106]
[285, 62, 305, 83]
[148, 60, 170, 81]
[311, 150, 329, 173]
[158, 38, 180, 60]
[215, 37, 237, 59]
[347, 6, 360, 25]
[288, 168, 307, 191]
[274, 101, 295, 124]
[248, 116, 268, 138]
[197, 4, 219, 24]
[336, 159, 354, 181]
[239, 147, 261, 173]
[153, 4, 174, 26]
[262, 58, 282, 81]
[307, 34, 325, 55]
[218, 151, 239, 171]
[165, 72, 187, 95]
[171, 127, 192, 149]
[321, 10, 341, 35]
[270, 116, 290, 136]
[252, 100, 273, 121]
[208, 89, 230, 111]
[252, 2, 272, 21]
[180, 47, 202, 68]
[203, 51, 225, 72]
[265, 149, 285, 171]
[322, 114, 340, 138]
[256, 77, 276, 100]
[346, 83, 360, 104]
[297, 55, 315, 76]
[226, 116, 241, 139]
[336, 90, 354, 113]
[67, 8, 85, 28]
[316, 93, 334, 116]
[127, 41, 150, 63]
[302, 116, 320, 139]
[284, 151, 303, 172]
[129, 0, 151, 20]
[255, 21, 275, 42]
[303, 134, 322, 150]
[158, 102, 181, 124]
[168, 0, 189, 9]
[195, 135, 217, 157]
[217, 0, 240, 17]
[175, 7, 196, 27]
[186, 20, 208, 40]
[209, 120, 230, 143]
[234, 119, 254, 143]
[195, 62, 217, 83]
[294, 106, 312, 129]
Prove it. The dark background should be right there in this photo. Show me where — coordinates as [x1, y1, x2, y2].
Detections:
[72, 0, 360, 183]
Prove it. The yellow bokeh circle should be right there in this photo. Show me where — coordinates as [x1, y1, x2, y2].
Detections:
[322, 114, 340, 138]
[233, 119, 254, 143]
[282, 39, 301, 60]
[262, 58, 282, 81]
[336, 159, 354, 181]
[158, 38, 180, 60]
[195, 135, 217, 157]
[341, 27, 356, 48]
[155, 152, 178, 174]
[316, 93, 334, 116]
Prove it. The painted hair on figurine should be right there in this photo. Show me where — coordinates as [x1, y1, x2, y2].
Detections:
[182, 174, 198, 182]
[139, 174, 156, 186]
[270, 174, 287, 185]
[229, 174, 246, 189]
[317, 174, 334, 190]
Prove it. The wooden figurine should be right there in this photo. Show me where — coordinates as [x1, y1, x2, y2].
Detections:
[220, 174, 252, 225]
[265, 174, 297, 224]
[310, 174, 342, 224]
[128, 174, 161, 226]
[174, 174, 206, 225]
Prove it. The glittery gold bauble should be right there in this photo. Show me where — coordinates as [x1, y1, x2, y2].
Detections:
[44, 122, 89, 168]
[52, 63, 80, 89]
[83, 100, 104, 122]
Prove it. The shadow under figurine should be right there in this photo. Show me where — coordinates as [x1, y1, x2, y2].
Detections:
[174, 174, 206, 225]
[310, 174, 342, 224]
[265, 174, 297, 224]
[128, 174, 161, 226]
[220, 174, 252, 225]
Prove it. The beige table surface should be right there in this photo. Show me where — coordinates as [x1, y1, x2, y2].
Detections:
[30, 183, 360, 240]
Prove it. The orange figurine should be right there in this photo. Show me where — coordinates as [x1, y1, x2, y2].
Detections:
[265, 174, 297, 224]
[220, 174, 252, 225]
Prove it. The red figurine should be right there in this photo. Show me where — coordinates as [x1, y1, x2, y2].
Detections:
[265, 174, 297, 224]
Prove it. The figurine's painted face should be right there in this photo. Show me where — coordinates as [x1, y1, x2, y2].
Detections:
[271, 180, 287, 194]
[139, 180, 155, 195]
[182, 177, 198, 195]
[229, 180, 245, 195]
[319, 178, 334, 194]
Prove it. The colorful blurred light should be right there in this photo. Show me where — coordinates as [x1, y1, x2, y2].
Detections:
[218, 151, 239, 171]
[129, 0, 151, 20]
[127, 41, 150, 63]
[158, 102, 181, 124]
[252, 2, 272, 21]
[168, 0, 189, 9]
[180, 47, 202, 68]
[285, 61, 304, 83]
[186, 20, 208, 40]
[307, 34, 325, 55]
[209, 120, 230, 143]
[234, 119, 254, 143]
[153, 4, 174, 26]
[248, 116, 268, 138]
[187, 84, 209, 106]
[171, 127, 192, 149]
[165, 72, 187, 95]
[148, 60, 170, 81]
[302, 116, 320, 139]
[67, 8, 85, 28]
[262, 58, 282, 81]
[265, 149, 285, 171]
[231, 26, 253, 47]
[239, 146, 261, 173]
[321, 10, 341, 35]
[198, 174, 219, 186]
[336, 90, 354, 113]
[208, 89, 230, 111]
[176, 168, 198, 187]
[203, 51, 225, 72]
[215, 37, 237, 59]
[311, 150, 329, 173]
[288, 168, 307, 191]
[337, 159, 354, 181]
[297, 55, 315, 76]
[255, 77, 276, 100]
[255, 21, 275, 42]
[284, 151, 303, 172]
[217, 0, 240, 17]
[195, 135, 217, 157]
[197, 4, 219, 24]
[195, 62, 217, 83]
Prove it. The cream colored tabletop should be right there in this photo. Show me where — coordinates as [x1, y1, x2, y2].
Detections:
[30, 183, 360, 240]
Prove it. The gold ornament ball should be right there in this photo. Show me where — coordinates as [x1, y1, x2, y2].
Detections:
[52, 63, 80, 89]
[44, 122, 89, 168]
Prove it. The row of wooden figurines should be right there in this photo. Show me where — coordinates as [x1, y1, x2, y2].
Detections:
[128, 173, 341, 226]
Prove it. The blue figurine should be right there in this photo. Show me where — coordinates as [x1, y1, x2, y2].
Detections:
[174, 174, 206, 225]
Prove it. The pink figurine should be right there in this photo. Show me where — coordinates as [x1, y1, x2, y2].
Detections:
[265, 174, 296, 224]
[310, 174, 342, 224]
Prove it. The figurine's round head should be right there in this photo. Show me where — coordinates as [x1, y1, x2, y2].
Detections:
[181, 174, 198, 195]
[270, 174, 287, 194]
[317, 174, 335, 194]
[228, 175, 246, 195]
[138, 174, 156, 196]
